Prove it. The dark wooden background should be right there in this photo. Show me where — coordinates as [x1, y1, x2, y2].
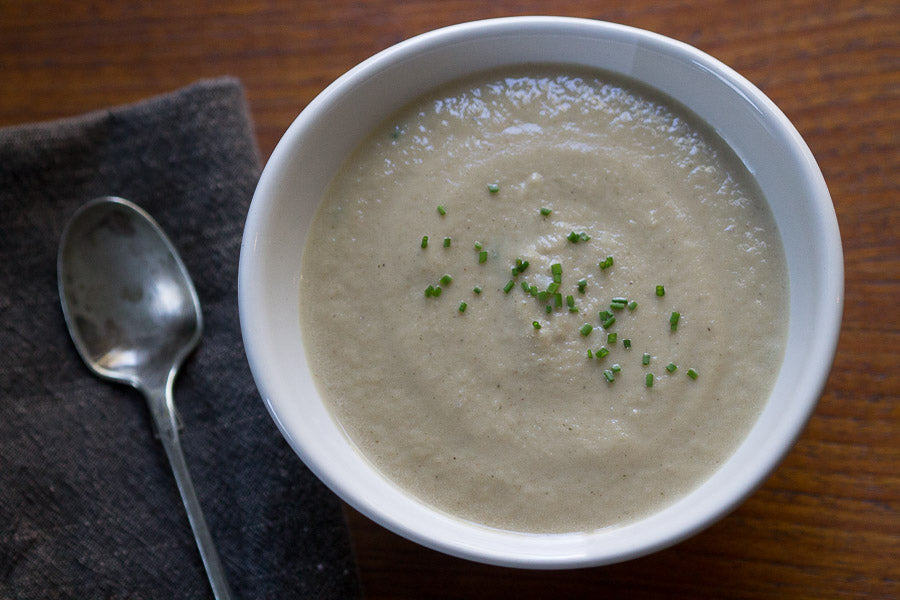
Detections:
[2, 1, 897, 598]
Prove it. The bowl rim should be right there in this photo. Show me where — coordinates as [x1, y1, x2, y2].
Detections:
[239, 16, 843, 568]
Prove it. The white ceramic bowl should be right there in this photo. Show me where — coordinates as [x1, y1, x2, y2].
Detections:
[239, 16, 843, 568]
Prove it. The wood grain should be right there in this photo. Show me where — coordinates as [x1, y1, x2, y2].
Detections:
[2, 1, 897, 597]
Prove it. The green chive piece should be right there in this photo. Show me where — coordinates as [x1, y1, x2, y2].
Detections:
[567, 231, 579, 243]
[551, 263, 562, 283]
[487, 183, 500, 194]
[670, 311, 681, 331]
[607, 332, 617, 344]
[642, 353, 651, 365]
[511, 267, 518, 277]
[440, 274, 453, 286]
[474, 241, 483, 250]
[611, 363, 621, 373]
[628, 300, 638, 311]
[437, 205, 446, 216]
[503, 280, 515, 293]
[530, 284, 539, 297]
[425, 285, 435, 297]
[602, 315, 616, 329]
[569, 306, 579, 313]
[547, 282, 560, 294]
[599, 255, 614, 270]
[687, 368, 699, 380]
[537, 291, 550, 303]
[604, 369, 615, 383]
[532, 320, 541, 330]
[577, 279, 587, 293]
[473, 286, 482, 294]
[458, 301, 467, 313]
[666, 362, 678, 373]
[610, 298, 628, 310]
[515, 259, 529, 273]
[597, 347, 610, 358]
[587, 349, 593, 359]
[656, 285, 665, 297]
[421, 235, 429, 248]
[479, 250, 488, 263]
[623, 338, 632, 349]
[433, 286, 442, 297]
[566, 294, 575, 308]
[443, 237, 451, 248]
[580, 323, 593, 336]
[598, 310, 613, 322]
[521, 281, 529, 293]
[580, 232, 591, 242]
[540, 207, 552, 216]
[646, 373, 654, 387]
[554, 292, 563, 308]
[546, 304, 552, 314]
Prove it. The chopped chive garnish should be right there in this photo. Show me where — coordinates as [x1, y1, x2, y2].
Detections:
[554, 292, 563, 308]
[566, 294, 575, 308]
[515, 258, 529, 273]
[567, 231, 579, 243]
[607, 332, 617, 344]
[611, 363, 621, 373]
[656, 285, 665, 296]
[642, 353, 651, 365]
[551, 263, 562, 283]
[458, 301, 467, 313]
[623, 338, 632, 349]
[568, 306, 579, 313]
[479, 250, 488, 263]
[612, 296, 628, 305]
[503, 280, 515, 293]
[532, 320, 541, 330]
[537, 291, 550, 302]
[473, 286, 482, 294]
[547, 282, 560, 294]
[474, 241, 483, 250]
[604, 369, 615, 383]
[628, 300, 638, 311]
[487, 183, 500, 193]
[602, 315, 616, 329]
[597, 347, 610, 358]
[425, 285, 435, 297]
[687, 368, 699, 380]
[440, 274, 453, 286]
[511, 267, 518, 277]
[646, 373, 654, 387]
[577, 279, 587, 293]
[546, 304, 552, 314]
[437, 205, 446, 216]
[530, 284, 539, 297]
[540, 207, 552, 216]
[666, 362, 678, 373]
[566, 231, 590, 243]
[421, 235, 429, 248]
[520, 281, 529, 293]
[599, 255, 614, 270]
[610, 298, 628, 310]
[670, 311, 681, 331]
[598, 310, 613, 322]
[587, 349, 593, 359]
[580, 232, 591, 242]
[443, 237, 451, 248]
[580, 323, 593, 336]
[433, 286, 442, 297]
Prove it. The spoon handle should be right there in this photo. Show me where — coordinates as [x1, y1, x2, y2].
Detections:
[145, 384, 234, 600]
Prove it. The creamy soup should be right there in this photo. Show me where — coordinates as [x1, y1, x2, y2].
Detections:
[299, 66, 788, 533]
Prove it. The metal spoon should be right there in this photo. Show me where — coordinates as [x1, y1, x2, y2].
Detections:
[58, 196, 233, 600]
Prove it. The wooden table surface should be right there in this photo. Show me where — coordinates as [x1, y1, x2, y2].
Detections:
[2, 1, 897, 598]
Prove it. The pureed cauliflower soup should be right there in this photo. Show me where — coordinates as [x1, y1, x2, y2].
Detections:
[299, 66, 788, 533]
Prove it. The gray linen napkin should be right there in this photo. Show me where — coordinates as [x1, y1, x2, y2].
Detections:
[0, 78, 360, 599]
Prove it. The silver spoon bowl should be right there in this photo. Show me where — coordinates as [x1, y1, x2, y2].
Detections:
[58, 196, 232, 600]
